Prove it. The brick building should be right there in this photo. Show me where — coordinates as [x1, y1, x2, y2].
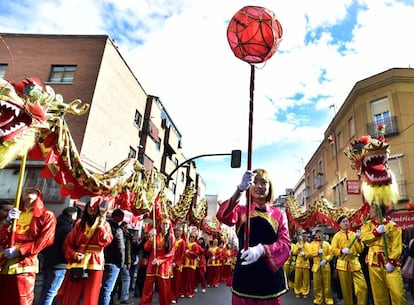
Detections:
[0, 33, 205, 215]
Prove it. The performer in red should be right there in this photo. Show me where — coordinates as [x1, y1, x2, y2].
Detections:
[140, 218, 175, 305]
[195, 236, 208, 292]
[0, 187, 56, 305]
[57, 200, 113, 305]
[182, 232, 199, 297]
[206, 238, 222, 287]
[216, 169, 290, 305]
[222, 243, 233, 285]
[170, 224, 186, 303]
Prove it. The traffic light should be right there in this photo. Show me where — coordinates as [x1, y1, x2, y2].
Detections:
[231, 150, 242, 168]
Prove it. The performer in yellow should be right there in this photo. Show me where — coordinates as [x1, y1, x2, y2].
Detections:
[360, 204, 407, 305]
[308, 227, 333, 305]
[283, 242, 296, 288]
[331, 215, 367, 305]
[292, 231, 310, 298]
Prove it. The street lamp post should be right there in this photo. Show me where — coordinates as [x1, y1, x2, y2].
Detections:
[165, 150, 242, 182]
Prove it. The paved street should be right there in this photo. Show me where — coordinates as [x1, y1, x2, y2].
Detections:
[34, 274, 413, 305]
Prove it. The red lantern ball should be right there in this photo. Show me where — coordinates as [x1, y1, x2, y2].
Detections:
[227, 6, 283, 64]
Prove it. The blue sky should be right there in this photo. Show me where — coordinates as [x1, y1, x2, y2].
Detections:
[1, 0, 414, 200]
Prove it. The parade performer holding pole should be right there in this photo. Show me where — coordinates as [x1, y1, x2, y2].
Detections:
[308, 226, 334, 305]
[331, 215, 367, 305]
[57, 198, 113, 305]
[140, 217, 175, 305]
[345, 132, 407, 305]
[217, 168, 290, 305]
[220, 8, 288, 304]
[0, 187, 56, 305]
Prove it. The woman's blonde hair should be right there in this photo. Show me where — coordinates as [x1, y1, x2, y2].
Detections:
[253, 168, 275, 203]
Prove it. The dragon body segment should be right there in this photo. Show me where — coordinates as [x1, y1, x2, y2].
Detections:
[0, 78, 204, 226]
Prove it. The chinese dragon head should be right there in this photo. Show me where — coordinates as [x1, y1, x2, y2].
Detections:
[0, 77, 89, 168]
[344, 134, 399, 207]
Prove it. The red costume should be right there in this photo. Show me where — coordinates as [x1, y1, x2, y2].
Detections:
[206, 240, 222, 287]
[182, 236, 199, 297]
[57, 216, 113, 305]
[140, 219, 175, 305]
[196, 242, 207, 291]
[0, 189, 56, 305]
[222, 245, 233, 285]
[217, 198, 290, 304]
[170, 232, 186, 302]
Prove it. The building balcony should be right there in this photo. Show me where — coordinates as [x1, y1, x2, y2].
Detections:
[366, 116, 399, 137]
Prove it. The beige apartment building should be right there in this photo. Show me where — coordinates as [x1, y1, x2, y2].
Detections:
[301, 68, 414, 224]
[0, 33, 205, 214]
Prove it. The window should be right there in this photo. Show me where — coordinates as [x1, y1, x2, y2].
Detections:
[348, 117, 355, 138]
[155, 137, 161, 151]
[312, 169, 316, 190]
[331, 142, 336, 159]
[48, 65, 77, 83]
[336, 131, 343, 152]
[318, 160, 323, 175]
[0, 64, 7, 78]
[134, 110, 142, 128]
[371, 98, 390, 126]
[388, 155, 407, 200]
[128, 146, 137, 159]
[180, 172, 185, 183]
[332, 178, 347, 205]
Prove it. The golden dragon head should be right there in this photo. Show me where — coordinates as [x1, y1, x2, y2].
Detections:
[344, 134, 398, 206]
[0, 77, 89, 168]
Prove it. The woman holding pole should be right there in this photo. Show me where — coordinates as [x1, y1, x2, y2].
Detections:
[216, 169, 290, 305]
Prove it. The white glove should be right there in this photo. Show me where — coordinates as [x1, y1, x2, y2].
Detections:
[212, 256, 215, 260]
[318, 248, 324, 254]
[152, 258, 159, 265]
[150, 228, 157, 237]
[291, 261, 296, 266]
[298, 244, 303, 250]
[185, 249, 189, 254]
[6, 208, 21, 223]
[237, 170, 255, 192]
[4, 247, 18, 259]
[376, 224, 386, 234]
[300, 251, 305, 257]
[241, 243, 265, 265]
[320, 259, 327, 266]
[355, 229, 361, 238]
[341, 248, 350, 255]
[385, 262, 395, 273]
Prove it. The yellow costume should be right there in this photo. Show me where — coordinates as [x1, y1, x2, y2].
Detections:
[360, 217, 407, 305]
[292, 237, 310, 298]
[283, 243, 296, 288]
[308, 236, 333, 305]
[331, 229, 367, 305]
